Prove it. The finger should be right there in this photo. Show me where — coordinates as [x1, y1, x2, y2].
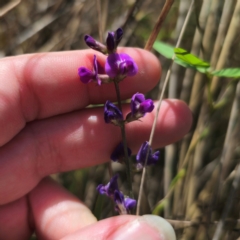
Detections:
[0, 177, 97, 240]
[61, 215, 176, 240]
[0, 177, 176, 240]
[0, 99, 192, 204]
[29, 177, 97, 240]
[0, 48, 160, 146]
[0, 197, 32, 240]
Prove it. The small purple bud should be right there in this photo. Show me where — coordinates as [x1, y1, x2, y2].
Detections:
[114, 190, 136, 214]
[104, 100, 123, 126]
[106, 32, 115, 53]
[106, 28, 123, 54]
[105, 53, 138, 79]
[84, 35, 107, 53]
[136, 141, 159, 170]
[115, 28, 123, 46]
[110, 142, 132, 163]
[96, 175, 119, 197]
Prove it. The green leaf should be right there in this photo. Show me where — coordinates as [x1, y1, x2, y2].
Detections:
[153, 41, 174, 59]
[153, 41, 210, 73]
[211, 68, 240, 78]
[174, 48, 210, 68]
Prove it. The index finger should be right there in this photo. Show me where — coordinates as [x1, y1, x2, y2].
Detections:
[0, 48, 161, 146]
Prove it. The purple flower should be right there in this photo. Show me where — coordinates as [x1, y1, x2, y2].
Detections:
[114, 190, 136, 214]
[136, 141, 159, 170]
[84, 35, 107, 54]
[97, 175, 136, 215]
[97, 175, 119, 197]
[126, 93, 154, 122]
[78, 55, 101, 85]
[105, 53, 138, 79]
[131, 93, 154, 117]
[106, 28, 123, 53]
[104, 100, 123, 126]
[110, 142, 132, 163]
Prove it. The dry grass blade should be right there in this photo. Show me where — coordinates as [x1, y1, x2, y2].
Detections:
[137, 0, 195, 216]
[165, 0, 192, 217]
[213, 163, 240, 239]
[0, 0, 21, 17]
[211, 0, 240, 98]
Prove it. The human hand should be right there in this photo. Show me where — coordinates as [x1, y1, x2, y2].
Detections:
[0, 48, 192, 239]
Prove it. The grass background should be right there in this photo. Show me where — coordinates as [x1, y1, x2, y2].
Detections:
[1, 0, 240, 239]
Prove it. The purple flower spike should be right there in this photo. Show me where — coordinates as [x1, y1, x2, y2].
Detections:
[105, 53, 138, 79]
[127, 93, 154, 122]
[104, 100, 123, 126]
[114, 190, 136, 214]
[97, 175, 119, 197]
[110, 142, 132, 163]
[84, 35, 107, 53]
[78, 55, 101, 85]
[136, 141, 160, 170]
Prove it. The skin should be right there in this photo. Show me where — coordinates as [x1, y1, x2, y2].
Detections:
[0, 48, 192, 240]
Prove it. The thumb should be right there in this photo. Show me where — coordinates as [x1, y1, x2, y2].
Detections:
[61, 215, 176, 240]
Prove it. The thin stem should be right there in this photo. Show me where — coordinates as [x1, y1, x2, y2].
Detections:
[113, 81, 133, 198]
[137, 0, 195, 215]
[144, 0, 175, 51]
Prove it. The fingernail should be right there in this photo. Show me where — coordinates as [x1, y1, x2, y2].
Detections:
[110, 215, 176, 240]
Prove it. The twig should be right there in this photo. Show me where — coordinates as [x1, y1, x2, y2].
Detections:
[144, 0, 175, 51]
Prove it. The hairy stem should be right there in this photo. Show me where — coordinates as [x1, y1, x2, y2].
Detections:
[113, 81, 133, 198]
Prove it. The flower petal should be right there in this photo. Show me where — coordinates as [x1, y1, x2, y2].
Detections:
[84, 35, 107, 53]
[104, 100, 123, 125]
[105, 53, 138, 79]
[136, 141, 159, 168]
[106, 32, 115, 53]
[140, 99, 154, 113]
[97, 175, 119, 197]
[78, 67, 94, 84]
[124, 197, 137, 210]
[131, 93, 145, 114]
[115, 28, 123, 46]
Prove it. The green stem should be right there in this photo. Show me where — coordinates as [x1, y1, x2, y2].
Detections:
[113, 81, 133, 198]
